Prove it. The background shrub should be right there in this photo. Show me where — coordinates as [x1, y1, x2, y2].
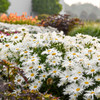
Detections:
[32, 0, 62, 15]
[39, 14, 81, 35]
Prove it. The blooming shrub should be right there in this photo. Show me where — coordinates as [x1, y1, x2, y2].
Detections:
[39, 14, 81, 35]
[0, 13, 39, 25]
[0, 26, 100, 100]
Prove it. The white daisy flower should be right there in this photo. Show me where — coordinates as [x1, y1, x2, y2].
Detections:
[64, 83, 84, 95]
[83, 96, 93, 100]
[10, 34, 23, 42]
[79, 77, 94, 88]
[39, 72, 48, 80]
[25, 71, 37, 81]
[69, 93, 79, 100]
[29, 83, 40, 90]
[69, 73, 83, 82]
[49, 68, 61, 77]
[14, 75, 25, 85]
[95, 75, 100, 82]
[12, 89, 21, 95]
[85, 66, 100, 76]
[36, 64, 45, 71]
[84, 88, 100, 100]
[59, 70, 71, 82]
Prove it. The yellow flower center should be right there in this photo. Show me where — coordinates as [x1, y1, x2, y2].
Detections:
[50, 38, 52, 40]
[98, 59, 100, 60]
[38, 66, 42, 68]
[44, 94, 50, 98]
[55, 38, 58, 40]
[53, 70, 57, 73]
[79, 59, 83, 61]
[85, 54, 88, 56]
[6, 54, 8, 56]
[73, 53, 76, 55]
[97, 55, 100, 57]
[47, 50, 51, 52]
[31, 59, 35, 61]
[31, 73, 34, 76]
[91, 69, 95, 72]
[74, 94, 77, 96]
[1, 36, 3, 38]
[52, 53, 56, 55]
[78, 72, 81, 74]
[97, 78, 100, 81]
[85, 82, 89, 84]
[69, 61, 71, 63]
[36, 42, 39, 44]
[33, 39, 36, 41]
[14, 36, 18, 39]
[29, 66, 33, 69]
[77, 45, 79, 47]
[43, 75, 46, 77]
[76, 88, 80, 91]
[91, 92, 95, 94]
[53, 61, 56, 63]
[74, 77, 78, 80]
[87, 63, 90, 66]
[45, 44, 47, 46]
[34, 86, 37, 88]
[16, 48, 19, 50]
[66, 75, 69, 78]
[24, 51, 28, 53]
[38, 81, 41, 83]
[88, 50, 92, 52]
[5, 44, 9, 47]
[17, 79, 21, 82]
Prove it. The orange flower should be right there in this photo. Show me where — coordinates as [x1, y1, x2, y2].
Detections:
[0, 13, 38, 25]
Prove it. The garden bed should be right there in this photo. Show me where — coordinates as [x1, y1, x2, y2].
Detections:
[0, 22, 100, 100]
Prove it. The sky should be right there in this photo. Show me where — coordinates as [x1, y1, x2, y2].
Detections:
[64, 0, 100, 8]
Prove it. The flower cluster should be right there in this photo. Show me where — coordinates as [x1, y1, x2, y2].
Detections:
[0, 22, 58, 35]
[0, 13, 38, 25]
[0, 25, 100, 100]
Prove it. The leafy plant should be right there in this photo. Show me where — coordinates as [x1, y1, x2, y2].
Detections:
[69, 25, 100, 38]
[39, 14, 81, 35]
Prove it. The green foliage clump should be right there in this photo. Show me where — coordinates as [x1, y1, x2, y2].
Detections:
[0, 0, 10, 13]
[39, 14, 81, 35]
[69, 25, 100, 38]
[32, 0, 62, 15]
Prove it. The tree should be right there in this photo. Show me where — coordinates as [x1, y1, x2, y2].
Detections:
[80, 11, 88, 20]
[32, 0, 62, 15]
[0, 0, 10, 13]
[88, 12, 97, 21]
